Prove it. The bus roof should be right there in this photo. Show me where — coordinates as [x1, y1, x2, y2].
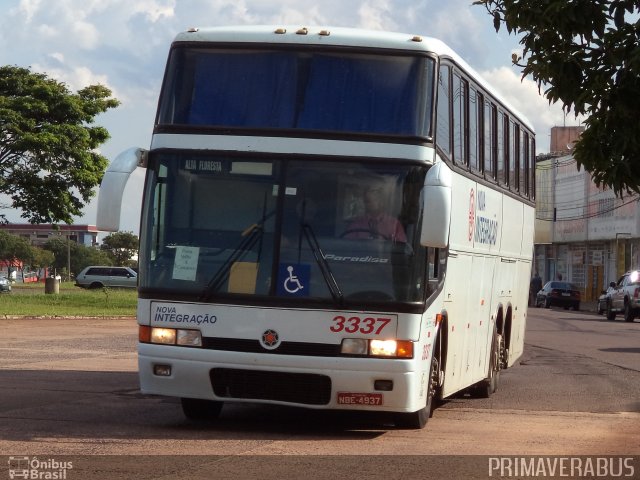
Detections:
[172, 25, 534, 132]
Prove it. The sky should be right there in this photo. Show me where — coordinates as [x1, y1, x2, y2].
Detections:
[0, 0, 577, 234]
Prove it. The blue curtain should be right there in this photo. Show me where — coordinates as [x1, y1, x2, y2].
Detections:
[297, 55, 420, 134]
[168, 50, 426, 135]
[188, 52, 297, 128]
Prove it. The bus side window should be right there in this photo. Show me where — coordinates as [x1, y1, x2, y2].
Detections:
[484, 100, 496, 179]
[426, 247, 445, 296]
[510, 120, 519, 191]
[436, 65, 451, 158]
[452, 73, 467, 165]
[469, 87, 480, 172]
[496, 110, 505, 185]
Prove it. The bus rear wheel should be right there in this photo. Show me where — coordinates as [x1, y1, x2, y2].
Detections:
[395, 342, 439, 429]
[181, 397, 223, 421]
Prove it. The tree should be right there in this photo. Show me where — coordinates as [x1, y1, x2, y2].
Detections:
[44, 236, 112, 277]
[0, 65, 120, 224]
[29, 246, 55, 278]
[100, 231, 139, 267]
[0, 230, 34, 277]
[475, 0, 640, 196]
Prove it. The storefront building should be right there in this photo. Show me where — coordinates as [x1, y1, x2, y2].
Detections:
[534, 127, 639, 301]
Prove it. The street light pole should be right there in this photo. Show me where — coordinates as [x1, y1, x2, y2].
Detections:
[67, 232, 71, 283]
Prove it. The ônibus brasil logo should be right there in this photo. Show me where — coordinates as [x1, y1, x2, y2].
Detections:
[8, 456, 73, 479]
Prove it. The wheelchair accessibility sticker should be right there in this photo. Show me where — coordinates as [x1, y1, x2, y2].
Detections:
[277, 263, 310, 296]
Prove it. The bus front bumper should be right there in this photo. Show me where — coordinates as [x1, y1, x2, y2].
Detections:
[138, 343, 429, 413]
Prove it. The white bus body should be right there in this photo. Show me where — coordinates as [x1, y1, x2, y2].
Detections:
[98, 26, 535, 428]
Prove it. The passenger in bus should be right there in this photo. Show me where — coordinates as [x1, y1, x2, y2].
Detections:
[344, 186, 406, 242]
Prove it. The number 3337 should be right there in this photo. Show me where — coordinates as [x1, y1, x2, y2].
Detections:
[330, 315, 391, 335]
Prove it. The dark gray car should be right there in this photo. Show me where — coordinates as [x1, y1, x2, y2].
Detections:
[535, 281, 581, 310]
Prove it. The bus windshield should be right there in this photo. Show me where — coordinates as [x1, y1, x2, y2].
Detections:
[139, 153, 431, 307]
[157, 46, 434, 138]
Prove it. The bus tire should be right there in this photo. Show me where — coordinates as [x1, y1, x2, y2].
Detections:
[395, 340, 439, 429]
[473, 327, 501, 398]
[180, 397, 223, 421]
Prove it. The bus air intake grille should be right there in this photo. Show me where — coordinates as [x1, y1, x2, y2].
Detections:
[210, 368, 332, 405]
[202, 337, 341, 356]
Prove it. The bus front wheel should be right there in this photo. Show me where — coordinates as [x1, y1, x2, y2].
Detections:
[181, 397, 223, 421]
[395, 342, 439, 429]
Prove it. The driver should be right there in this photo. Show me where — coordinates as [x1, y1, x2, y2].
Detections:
[345, 185, 406, 242]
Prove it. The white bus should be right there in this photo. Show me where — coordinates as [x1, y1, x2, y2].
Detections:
[98, 26, 535, 428]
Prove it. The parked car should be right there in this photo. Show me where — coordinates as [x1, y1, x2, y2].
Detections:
[75, 266, 138, 289]
[597, 283, 616, 315]
[606, 270, 640, 322]
[0, 275, 11, 293]
[535, 281, 581, 310]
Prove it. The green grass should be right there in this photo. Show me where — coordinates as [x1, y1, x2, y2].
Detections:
[1, 282, 137, 317]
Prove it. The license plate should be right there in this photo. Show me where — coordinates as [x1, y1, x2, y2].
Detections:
[337, 392, 383, 406]
[561, 292, 570, 296]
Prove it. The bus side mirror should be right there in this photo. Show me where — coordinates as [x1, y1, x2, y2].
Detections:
[420, 161, 452, 248]
[97, 147, 148, 232]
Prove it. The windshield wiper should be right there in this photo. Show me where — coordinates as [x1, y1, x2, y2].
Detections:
[199, 223, 263, 301]
[199, 209, 274, 301]
[301, 223, 344, 304]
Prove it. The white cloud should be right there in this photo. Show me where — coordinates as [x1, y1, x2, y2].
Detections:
[30, 62, 119, 97]
[357, 0, 396, 31]
[14, 0, 42, 22]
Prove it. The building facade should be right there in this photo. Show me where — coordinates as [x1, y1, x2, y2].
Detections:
[0, 224, 100, 281]
[534, 127, 639, 301]
[0, 224, 99, 247]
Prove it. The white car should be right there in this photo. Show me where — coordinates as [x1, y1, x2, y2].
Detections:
[0, 275, 11, 293]
[75, 266, 137, 289]
[606, 270, 640, 322]
[597, 283, 616, 315]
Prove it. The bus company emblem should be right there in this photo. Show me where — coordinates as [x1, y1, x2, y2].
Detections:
[260, 329, 281, 350]
[468, 188, 475, 242]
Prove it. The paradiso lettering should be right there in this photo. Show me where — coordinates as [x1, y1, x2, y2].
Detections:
[153, 305, 217, 325]
[324, 254, 389, 263]
[471, 189, 498, 245]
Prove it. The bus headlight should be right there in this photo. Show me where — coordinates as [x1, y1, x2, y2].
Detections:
[340, 338, 368, 355]
[177, 329, 202, 347]
[151, 328, 176, 344]
[340, 338, 413, 358]
[140, 326, 202, 347]
[370, 339, 413, 358]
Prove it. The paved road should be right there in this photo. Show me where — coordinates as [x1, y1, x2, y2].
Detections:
[0, 312, 638, 479]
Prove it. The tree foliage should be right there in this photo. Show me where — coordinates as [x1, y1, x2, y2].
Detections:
[100, 231, 139, 267]
[44, 236, 112, 277]
[30, 246, 55, 272]
[0, 230, 32, 268]
[0, 231, 53, 277]
[0, 65, 120, 223]
[475, 0, 640, 196]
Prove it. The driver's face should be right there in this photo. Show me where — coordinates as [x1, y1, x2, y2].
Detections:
[364, 188, 383, 215]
